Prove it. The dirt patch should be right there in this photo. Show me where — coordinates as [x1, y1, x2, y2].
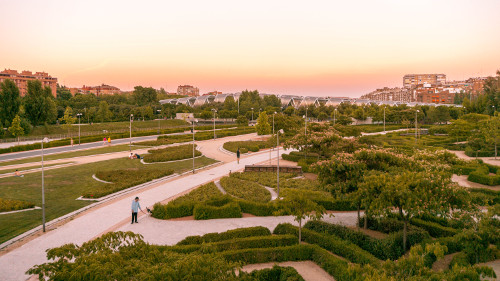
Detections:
[348, 226, 388, 239]
[432, 253, 458, 272]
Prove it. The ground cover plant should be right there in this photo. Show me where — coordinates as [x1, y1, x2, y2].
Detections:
[0, 198, 35, 212]
[220, 176, 271, 202]
[143, 144, 201, 163]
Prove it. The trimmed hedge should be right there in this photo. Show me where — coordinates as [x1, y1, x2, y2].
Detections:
[143, 144, 201, 163]
[223, 140, 272, 153]
[220, 244, 314, 265]
[281, 151, 320, 162]
[273, 223, 380, 265]
[469, 188, 500, 206]
[0, 198, 35, 212]
[239, 265, 305, 281]
[229, 172, 297, 189]
[468, 170, 500, 186]
[237, 199, 280, 216]
[410, 218, 459, 237]
[193, 201, 242, 220]
[177, 226, 271, 245]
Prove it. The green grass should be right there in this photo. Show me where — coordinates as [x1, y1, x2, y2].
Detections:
[0, 162, 72, 175]
[220, 177, 271, 202]
[143, 144, 201, 163]
[0, 144, 151, 167]
[0, 156, 217, 244]
[223, 140, 272, 153]
[359, 132, 457, 152]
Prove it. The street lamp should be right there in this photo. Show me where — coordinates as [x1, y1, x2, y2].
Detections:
[41, 137, 49, 232]
[276, 129, 284, 199]
[76, 113, 82, 145]
[211, 109, 217, 140]
[129, 114, 133, 152]
[333, 108, 337, 125]
[251, 108, 254, 121]
[383, 106, 386, 133]
[271, 112, 277, 164]
[191, 119, 198, 173]
[157, 110, 161, 134]
[415, 110, 419, 145]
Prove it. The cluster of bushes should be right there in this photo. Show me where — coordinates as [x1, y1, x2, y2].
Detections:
[229, 172, 297, 189]
[143, 144, 201, 163]
[239, 265, 305, 281]
[177, 226, 272, 245]
[467, 164, 500, 186]
[220, 176, 271, 202]
[193, 196, 242, 220]
[0, 198, 35, 212]
[281, 188, 355, 211]
[281, 151, 320, 163]
[465, 146, 496, 157]
[469, 188, 500, 206]
[273, 223, 380, 265]
[223, 140, 273, 153]
[85, 168, 174, 198]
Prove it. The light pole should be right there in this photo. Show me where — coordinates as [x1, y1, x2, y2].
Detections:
[212, 109, 217, 140]
[41, 137, 49, 232]
[333, 108, 337, 125]
[276, 129, 284, 199]
[192, 119, 198, 173]
[415, 110, 419, 145]
[129, 114, 133, 152]
[251, 108, 254, 121]
[157, 110, 161, 134]
[272, 111, 277, 135]
[76, 113, 82, 145]
[383, 106, 386, 133]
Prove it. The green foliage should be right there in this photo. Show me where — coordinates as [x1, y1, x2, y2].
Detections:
[96, 101, 113, 122]
[239, 265, 305, 281]
[143, 144, 201, 163]
[220, 176, 271, 202]
[0, 79, 21, 127]
[8, 115, 24, 140]
[177, 226, 271, 245]
[468, 167, 500, 186]
[193, 201, 242, 220]
[133, 86, 159, 106]
[229, 171, 296, 189]
[0, 198, 35, 212]
[23, 80, 57, 126]
[236, 115, 249, 126]
[58, 106, 76, 134]
[255, 112, 271, 135]
[223, 140, 272, 153]
[410, 218, 460, 237]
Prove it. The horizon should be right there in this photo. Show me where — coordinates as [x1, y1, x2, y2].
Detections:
[1, 0, 499, 97]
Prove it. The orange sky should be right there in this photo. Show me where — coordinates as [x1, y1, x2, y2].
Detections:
[1, 0, 499, 97]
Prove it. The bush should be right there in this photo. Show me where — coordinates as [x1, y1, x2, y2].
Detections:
[223, 140, 272, 153]
[221, 244, 314, 264]
[410, 218, 459, 237]
[0, 198, 35, 212]
[230, 172, 296, 189]
[237, 199, 280, 216]
[468, 169, 500, 186]
[177, 226, 272, 245]
[239, 265, 305, 281]
[193, 201, 242, 220]
[435, 235, 464, 254]
[220, 176, 271, 202]
[469, 188, 500, 206]
[282, 151, 320, 162]
[273, 223, 380, 265]
[143, 144, 201, 163]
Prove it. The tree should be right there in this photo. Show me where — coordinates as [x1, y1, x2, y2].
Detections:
[448, 119, 474, 142]
[132, 86, 158, 106]
[23, 80, 57, 126]
[59, 107, 76, 135]
[255, 112, 271, 135]
[427, 106, 451, 124]
[223, 96, 237, 111]
[0, 79, 21, 127]
[96, 101, 113, 122]
[282, 193, 325, 243]
[236, 116, 248, 126]
[336, 114, 353, 125]
[8, 115, 24, 144]
[200, 110, 212, 120]
[483, 116, 500, 159]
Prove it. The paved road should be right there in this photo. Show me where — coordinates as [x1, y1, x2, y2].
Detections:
[0, 147, 291, 281]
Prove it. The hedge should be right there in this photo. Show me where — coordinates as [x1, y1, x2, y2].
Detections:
[281, 151, 320, 163]
[223, 140, 272, 153]
[193, 201, 242, 220]
[220, 176, 271, 202]
[229, 172, 297, 189]
[143, 144, 201, 163]
[273, 223, 380, 265]
[465, 147, 495, 157]
[166, 235, 298, 254]
[239, 265, 305, 281]
[409, 218, 459, 237]
[469, 188, 500, 206]
[177, 226, 271, 245]
[0, 198, 35, 212]
[468, 170, 500, 186]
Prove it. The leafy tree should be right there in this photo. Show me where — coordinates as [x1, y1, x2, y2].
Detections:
[23, 80, 57, 126]
[317, 112, 329, 121]
[133, 86, 158, 106]
[8, 115, 24, 144]
[427, 106, 451, 124]
[255, 112, 271, 135]
[59, 106, 76, 135]
[223, 96, 237, 111]
[483, 116, 500, 159]
[200, 110, 212, 120]
[283, 106, 295, 116]
[56, 85, 72, 101]
[335, 114, 353, 125]
[281, 193, 325, 243]
[236, 116, 248, 126]
[448, 119, 474, 142]
[96, 101, 113, 122]
[0, 79, 21, 127]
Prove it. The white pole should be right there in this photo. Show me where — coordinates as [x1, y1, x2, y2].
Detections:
[213, 109, 216, 140]
[41, 139, 45, 232]
[383, 107, 386, 133]
[129, 114, 133, 152]
[192, 121, 195, 173]
[277, 131, 280, 199]
[78, 114, 81, 145]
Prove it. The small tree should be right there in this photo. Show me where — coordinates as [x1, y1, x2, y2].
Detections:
[483, 116, 500, 159]
[236, 116, 248, 126]
[8, 115, 24, 144]
[200, 111, 212, 120]
[59, 106, 76, 136]
[255, 112, 271, 135]
[282, 193, 326, 243]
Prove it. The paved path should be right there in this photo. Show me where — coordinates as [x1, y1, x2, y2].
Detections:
[452, 174, 500, 191]
[448, 150, 500, 167]
[0, 147, 290, 281]
[478, 260, 500, 281]
[241, 261, 335, 281]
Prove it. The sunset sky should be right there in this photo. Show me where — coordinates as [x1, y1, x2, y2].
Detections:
[1, 0, 499, 97]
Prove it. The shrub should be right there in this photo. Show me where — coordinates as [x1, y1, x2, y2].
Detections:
[223, 140, 272, 153]
[435, 235, 464, 254]
[468, 169, 500, 186]
[469, 188, 500, 206]
[193, 201, 242, 220]
[273, 223, 380, 265]
[220, 244, 314, 265]
[239, 265, 305, 281]
[281, 188, 356, 211]
[0, 198, 35, 212]
[282, 151, 320, 162]
[237, 199, 280, 216]
[177, 226, 271, 245]
[230, 172, 296, 189]
[220, 176, 271, 202]
[143, 144, 201, 163]
[410, 218, 459, 237]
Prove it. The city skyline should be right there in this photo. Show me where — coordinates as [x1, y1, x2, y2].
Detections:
[1, 0, 499, 97]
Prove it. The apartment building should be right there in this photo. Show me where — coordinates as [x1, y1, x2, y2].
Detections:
[360, 87, 413, 102]
[0, 69, 57, 97]
[80, 84, 121, 96]
[177, 85, 199, 96]
[403, 74, 446, 88]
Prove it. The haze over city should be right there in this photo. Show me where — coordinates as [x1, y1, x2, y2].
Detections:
[1, 0, 500, 96]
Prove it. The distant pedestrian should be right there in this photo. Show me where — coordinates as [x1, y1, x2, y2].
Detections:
[131, 197, 144, 224]
[107, 137, 111, 145]
[103, 137, 107, 145]
[236, 148, 240, 164]
[14, 170, 24, 177]
[70, 138, 74, 147]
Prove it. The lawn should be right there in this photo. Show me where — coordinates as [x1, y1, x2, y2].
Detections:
[0, 155, 217, 244]
[0, 162, 72, 175]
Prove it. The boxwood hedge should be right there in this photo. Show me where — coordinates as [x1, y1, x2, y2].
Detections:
[177, 226, 272, 245]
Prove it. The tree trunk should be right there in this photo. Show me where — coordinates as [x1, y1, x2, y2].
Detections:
[403, 219, 408, 253]
[364, 214, 368, 229]
[298, 219, 302, 243]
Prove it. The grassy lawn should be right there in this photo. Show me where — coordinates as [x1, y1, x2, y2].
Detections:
[0, 163, 72, 175]
[0, 155, 217, 244]
[360, 132, 457, 151]
[0, 144, 152, 167]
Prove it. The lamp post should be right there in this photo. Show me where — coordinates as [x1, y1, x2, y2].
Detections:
[192, 119, 198, 173]
[251, 108, 254, 121]
[333, 108, 337, 125]
[271, 112, 277, 164]
[212, 109, 217, 140]
[415, 110, 419, 145]
[157, 110, 161, 134]
[76, 113, 82, 145]
[276, 129, 284, 199]
[383, 106, 386, 133]
[129, 114, 133, 152]
[41, 137, 49, 232]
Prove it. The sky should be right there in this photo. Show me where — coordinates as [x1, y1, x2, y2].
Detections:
[1, 0, 499, 97]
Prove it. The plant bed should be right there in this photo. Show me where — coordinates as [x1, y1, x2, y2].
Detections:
[223, 140, 272, 154]
[143, 144, 201, 163]
[0, 198, 35, 212]
[220, 176, 271, 202]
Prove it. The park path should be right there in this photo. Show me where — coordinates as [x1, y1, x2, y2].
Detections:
[448, 150, 500, 166]
[0, 146, 290, 281]
[241, 261, 335, 281]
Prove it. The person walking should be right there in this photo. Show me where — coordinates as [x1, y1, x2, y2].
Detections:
[107, 136, 111, 145]
[103, 137, 107, 146]
[236, 147, 240, 164]
[131, 197, 144, 224]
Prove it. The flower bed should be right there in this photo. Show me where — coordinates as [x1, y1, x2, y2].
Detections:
[143, 144, 201, 163]
[0, 198, 35, 212]
[220, 176, 271, 202]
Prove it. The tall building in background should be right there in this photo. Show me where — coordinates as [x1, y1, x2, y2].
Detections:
[403, 74, 446, 88]
[360, 87, 413, 102]
[0, 69, 57, 97]
[177, 85, 199, 96]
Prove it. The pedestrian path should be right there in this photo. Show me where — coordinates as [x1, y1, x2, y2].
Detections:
[0, 147, 290, 281]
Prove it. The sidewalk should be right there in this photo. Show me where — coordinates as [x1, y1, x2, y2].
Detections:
[0, 148, 290, 281]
